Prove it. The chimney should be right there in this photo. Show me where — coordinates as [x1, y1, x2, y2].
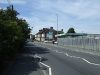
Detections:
[43, 28, 45, 30]
[61, 29, 63, 32]
[50, 27, 53, 29]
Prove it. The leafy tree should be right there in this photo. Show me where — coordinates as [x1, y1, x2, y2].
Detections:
[0, 6, 30, 73]
[58, 31, 64, 34]
[67, 27, 76, 33]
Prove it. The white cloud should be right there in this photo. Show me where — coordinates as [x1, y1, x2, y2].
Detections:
[34, 0, 100, 20]
[18, 15, 58, 34]
[0, 0, 26, 5]
[12, 0, 26, 4]
[18, 0, 100, 34]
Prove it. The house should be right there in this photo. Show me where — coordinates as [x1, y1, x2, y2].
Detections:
[35, 27, 63, 42]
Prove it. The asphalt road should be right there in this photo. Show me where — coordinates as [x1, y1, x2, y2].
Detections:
[32, 42, 100, 75]
[6, 42, 100, 75]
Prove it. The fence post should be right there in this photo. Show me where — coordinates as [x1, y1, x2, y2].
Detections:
[63, 38, 64, 46]
[82, 36, 85, 49]
[92, 36, 95, 51]
[76, 37, 78, 48]
[98, 38, 100, 51]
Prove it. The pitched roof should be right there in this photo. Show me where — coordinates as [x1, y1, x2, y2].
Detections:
[36, 27, 57, 35]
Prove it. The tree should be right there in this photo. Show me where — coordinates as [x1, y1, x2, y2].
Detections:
[67, 28, 76, 33]
[58, 31, 64, 34]
[0, 6, 30, 73]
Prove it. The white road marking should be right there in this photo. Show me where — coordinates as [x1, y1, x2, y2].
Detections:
[34, 43, 100, 69]
[65, 53, 100, 67]
[36, 55, 52, 75]
[34, 54, 41, 58]
[40, 62, 50, 68]
[65, 53, 69, 56]
[53, 50, 100, 67]
[53, 50, 63, 53]
[82, 58, 100, 66]
[40, 62, 52, 75]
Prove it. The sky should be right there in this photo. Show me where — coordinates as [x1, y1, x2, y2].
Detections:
[0, 0, 100, 34]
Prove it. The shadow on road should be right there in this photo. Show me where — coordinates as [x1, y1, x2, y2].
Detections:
[23, 42, 50, 55]
[6, 54, 40, 75]
[6, 42, 49, 75]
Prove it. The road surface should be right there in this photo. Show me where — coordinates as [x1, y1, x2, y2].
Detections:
[6, 42, 100, 75]
[32, 42, 100, 75]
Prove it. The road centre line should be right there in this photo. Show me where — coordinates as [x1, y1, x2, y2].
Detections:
[65, 53, 100, 67]
[34, 44, 100, 67]
[53, 50, 100, 67]
[82, 58, 100, 66]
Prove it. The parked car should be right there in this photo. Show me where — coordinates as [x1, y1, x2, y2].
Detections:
[44, 40, 48, 43]
[54, 41, 58, 44]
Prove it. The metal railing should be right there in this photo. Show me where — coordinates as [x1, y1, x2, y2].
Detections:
[57, 36, 100, 51]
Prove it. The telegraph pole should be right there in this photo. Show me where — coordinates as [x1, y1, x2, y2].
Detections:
[7, 0, 13, 10]
[56, 14, 58, 36]
[56, 14, 58, 44]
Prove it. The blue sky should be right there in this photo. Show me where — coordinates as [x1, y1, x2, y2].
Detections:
[0, 0, 100, 34]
